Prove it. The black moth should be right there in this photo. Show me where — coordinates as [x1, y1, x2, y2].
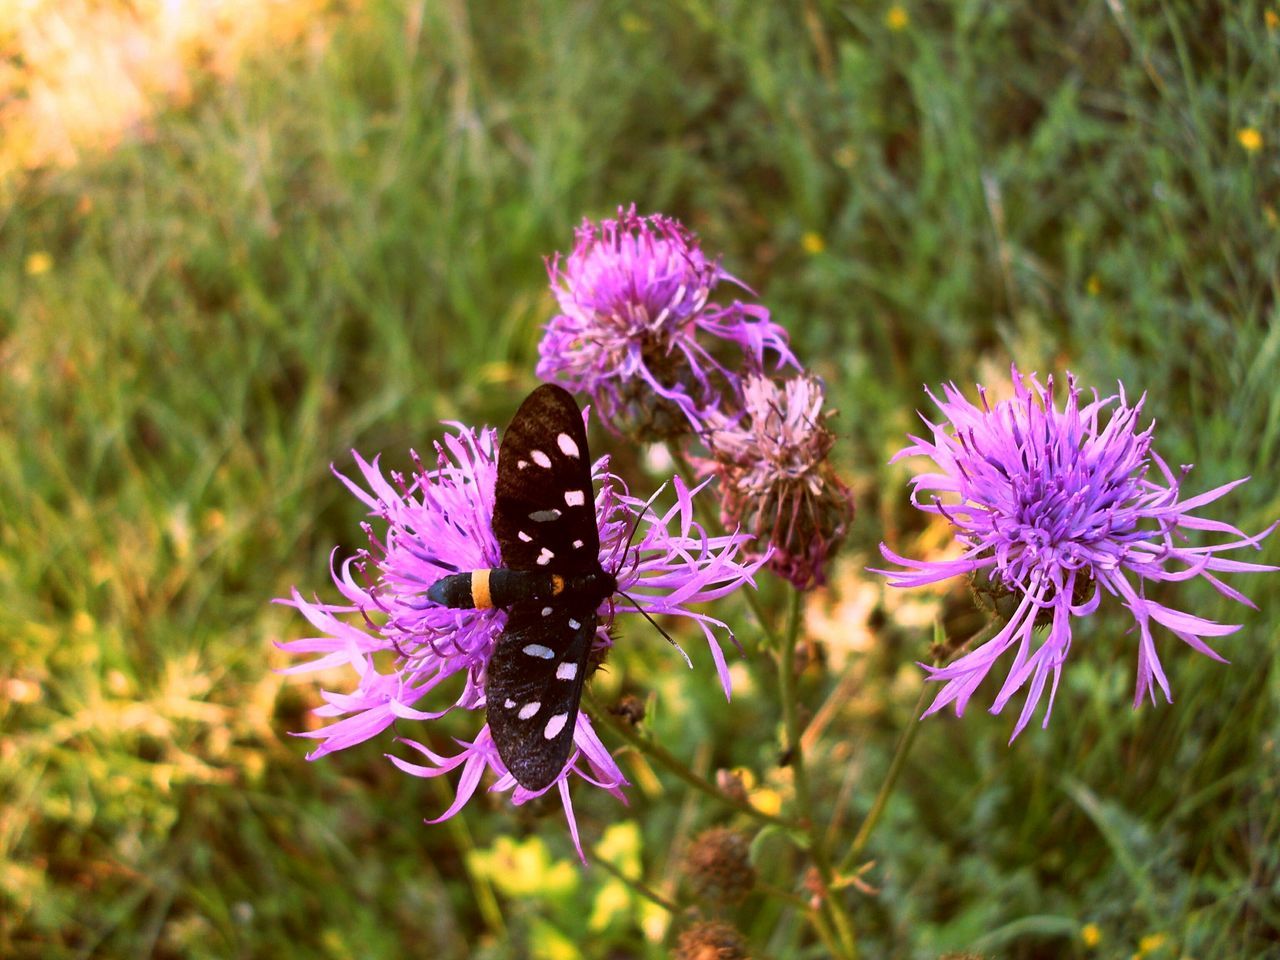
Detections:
[427, 384, 618, 792]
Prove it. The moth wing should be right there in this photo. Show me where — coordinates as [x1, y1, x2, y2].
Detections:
[486, 603, 597, 792]
[493, 384, 599, 575]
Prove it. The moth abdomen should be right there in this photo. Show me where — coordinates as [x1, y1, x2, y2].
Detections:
[428, 568, 565, 610]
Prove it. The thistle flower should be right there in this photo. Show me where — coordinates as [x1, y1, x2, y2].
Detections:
[280, 420, 766, 857]
[537, 204, 796, 440]
[704, 373, 855, 588]
[875, 365, 1277, 739]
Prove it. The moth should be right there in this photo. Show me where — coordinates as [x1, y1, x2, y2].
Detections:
[426, 384, 619, 792]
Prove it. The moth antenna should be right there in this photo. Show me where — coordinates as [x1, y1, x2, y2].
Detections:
[618, 589, 692, 669]
[613, 483, 668, 577]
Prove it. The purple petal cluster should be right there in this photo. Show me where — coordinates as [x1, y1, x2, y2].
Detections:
[703, 373, 855, 588]
[875, 365, 1276, 738]
[280, 420, 766, 856]
[537, 204, 796, 439]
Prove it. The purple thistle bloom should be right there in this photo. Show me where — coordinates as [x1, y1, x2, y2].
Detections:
[537, 204, 797, 439]
[874, 365, 1277, 739]
[703, 373, 855, 589]
[280, 419, 765, 857]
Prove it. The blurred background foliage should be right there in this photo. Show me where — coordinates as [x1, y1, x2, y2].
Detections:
[2, 0, 1278, 957]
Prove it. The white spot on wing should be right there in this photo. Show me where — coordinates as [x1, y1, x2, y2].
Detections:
[518, 701, 541, 720]
[523, 644, 555, 659]
[531, 449, 552, 469]
[564, 489, 585, 507]
[572, 539, 584, 549]
[543, 713, 569, 739]
[557, 433, 580, 458]
[568, 618, 581, 630]
[541, 607, 552, 617]
[503, 698, 516, 709]
[518, 530, 533, 542]
[556, 662, 577, 681]
[536, 547, 554, 566]
[530, 509, 561, 522]
[517, 460, 529, 470]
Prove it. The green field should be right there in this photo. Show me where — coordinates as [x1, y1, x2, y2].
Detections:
[2, 2, 1278, 957]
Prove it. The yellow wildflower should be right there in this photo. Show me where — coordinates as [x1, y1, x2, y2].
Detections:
[1138, 932, 1168, 955]
[24, 251, 52, 276]
[1081, 923, 1101, 948]
[1237, 127, 1262, 153]
[801, 231, 826, 255]
[621, 12, 649, 33]
[885, 5, 909, 30]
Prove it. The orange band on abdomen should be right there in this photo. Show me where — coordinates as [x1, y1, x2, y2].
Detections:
[471, 569, 493, 608]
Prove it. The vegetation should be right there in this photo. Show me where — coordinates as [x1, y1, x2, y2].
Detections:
[2, 1, 1277, 957]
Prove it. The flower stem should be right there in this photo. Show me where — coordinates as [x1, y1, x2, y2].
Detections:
[435, 782, 506, 938]
[591, 850, 684, 914]
[585, 690, 802, 832]
[777, 587, 858, 959]
[838, 619, 1000, 875]
[837, 678, 930, 875]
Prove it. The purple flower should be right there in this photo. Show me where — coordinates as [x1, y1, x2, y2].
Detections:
[874, 365, 1277, 739]
[537, 204, 797, 439]
[280, 420, 766, 857]
[703, 373, 854, 588]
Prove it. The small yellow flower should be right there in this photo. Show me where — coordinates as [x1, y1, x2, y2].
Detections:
[885, 5, 909, 30]
[1138, 932, 1168, 955]
[1081, 923, 1102, 949]
[24, 251, 52, 276]
[1237, 127, 1262, 153]
[621, 12, 649, 33]
[1086, 274, 1102, 296]
[834, 145, 858, 169]
[801, 231, 826, 255]
[751, 786, 783, 816]
[1266, 9, 1279, 29]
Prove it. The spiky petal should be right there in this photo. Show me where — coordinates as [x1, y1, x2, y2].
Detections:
[537, 204, 796, 439]
[279, 418, 766, 858]
[873, 365, 1277, 739]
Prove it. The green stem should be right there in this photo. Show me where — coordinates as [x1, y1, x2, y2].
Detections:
[778, 587, 857, 959]
[838, 620, 1001, 875]
[744, 586, 782, 650]
[838, 679, 930, 875]
[591, 850, 684, 914]
[754, 878, 813, 911]
[809, 900, 845, 959]
[436, 783, 506, 938]
[586, 690, 802, 832]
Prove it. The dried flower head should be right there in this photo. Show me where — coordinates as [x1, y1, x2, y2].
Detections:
[609, 693, 646, 726]
[537, 205, 796, 440]
[704, 373, 855, 588]
[875, 365, 1277, 739]
[280, 418, 766, 858]
[684, 827, 756, 905]
[674, 920, 751, 960]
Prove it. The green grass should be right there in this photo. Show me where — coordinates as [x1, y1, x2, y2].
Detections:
[2, 0, 1278, 957]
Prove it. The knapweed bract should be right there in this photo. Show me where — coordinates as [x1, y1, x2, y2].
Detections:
[280, 397, 766, 857]
[702, 373, 855, 589]
[875, 365, 1277, 739]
